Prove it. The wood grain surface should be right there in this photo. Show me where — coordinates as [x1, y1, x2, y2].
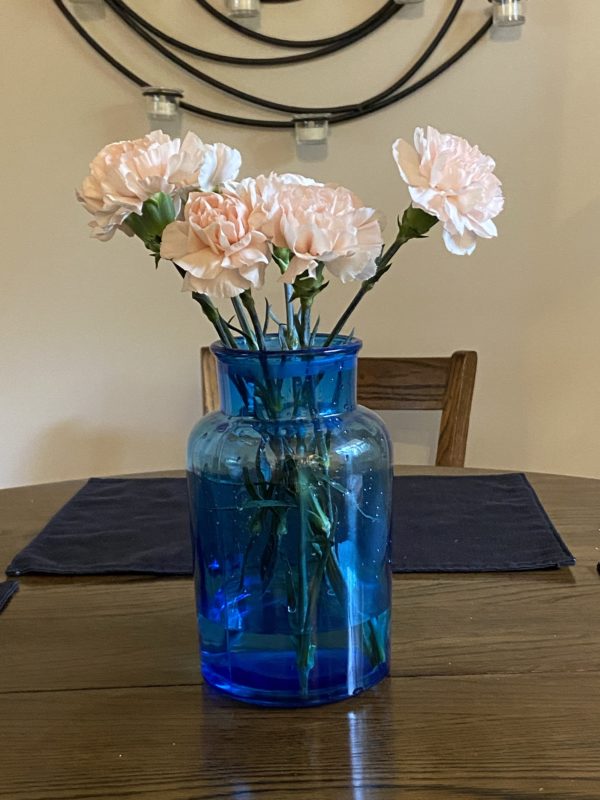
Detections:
[1, 467, 600, 799]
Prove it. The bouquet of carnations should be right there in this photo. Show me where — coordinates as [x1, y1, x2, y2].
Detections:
[77, 127, 503, 705]
[78, 126, 503, 352]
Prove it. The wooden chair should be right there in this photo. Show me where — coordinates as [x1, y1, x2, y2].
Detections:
[200, 348, 477, 468]
[357, 352, 477, 467]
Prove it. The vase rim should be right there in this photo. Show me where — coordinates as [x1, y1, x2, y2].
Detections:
[210, 334, 363, 360]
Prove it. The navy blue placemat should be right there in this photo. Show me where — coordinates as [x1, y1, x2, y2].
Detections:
[0, 580, 19, 613]
[392, 473, 574, 572]
[5, 474, 575, 578]
[6, 479, 191, 577]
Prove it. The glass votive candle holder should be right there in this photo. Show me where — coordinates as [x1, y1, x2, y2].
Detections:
[226, 0, 260, 19]
[141, 88, 183, 137]
[294, 115, 330, 147]
[492, 0, 525, 27]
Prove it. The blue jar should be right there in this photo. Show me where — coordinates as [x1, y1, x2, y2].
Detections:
[187, 336, 392, 706]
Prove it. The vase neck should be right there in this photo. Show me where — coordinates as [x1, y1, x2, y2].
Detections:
[213, 343, 360, 421]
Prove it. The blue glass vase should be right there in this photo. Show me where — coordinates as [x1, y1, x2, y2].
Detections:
[187, 336, 393, 706]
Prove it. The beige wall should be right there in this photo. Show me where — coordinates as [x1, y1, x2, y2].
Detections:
[1, 0, 599, 488]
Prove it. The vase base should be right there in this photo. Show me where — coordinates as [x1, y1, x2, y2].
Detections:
[200, 650, 390, 707]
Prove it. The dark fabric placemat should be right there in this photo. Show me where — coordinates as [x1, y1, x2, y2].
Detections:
[5, 474, 575, 578]
[392, 473, 574, 572]
[0, 580, 19, 614]
[7, 479, 191, 577]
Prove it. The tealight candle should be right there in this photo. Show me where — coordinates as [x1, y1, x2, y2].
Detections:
[492, 0, 525, 27]
[142, 88, 183, 120]
[141, 88, 183, 137]
[226, 0, 260, 19]
[294, 116, 330, 146]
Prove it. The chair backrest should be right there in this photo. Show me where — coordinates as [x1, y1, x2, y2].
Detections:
[357, 352, 477, 467]
[200, 348, 477, 467]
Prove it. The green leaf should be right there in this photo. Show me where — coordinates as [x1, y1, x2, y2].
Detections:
[242, 467, 261, 501]
[225, 320, 245, 337]
[308, 493, 331, 534]
[263, 299, 271, 336]
[321, 475, 347, 495]
[268, 306, 283, 327]
[309, 315, 321, 347]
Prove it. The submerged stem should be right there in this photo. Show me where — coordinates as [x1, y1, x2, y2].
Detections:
[296, 459, 312, 695]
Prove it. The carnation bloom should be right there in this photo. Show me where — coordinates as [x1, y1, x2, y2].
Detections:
[229, 175, 383, 284]
[77, 131, 241, 240]
[160, 190, 270, 298]
[198, 142, 243, 192]
[234, 173, 320, 243]
[393, 126, 504, 255]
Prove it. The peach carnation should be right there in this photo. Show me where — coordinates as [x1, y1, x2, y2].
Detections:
[230, 175, 383, 284]
[160, 191, 270, 298]
[393, 126, 504, 255]
[77, 131, 241, 240]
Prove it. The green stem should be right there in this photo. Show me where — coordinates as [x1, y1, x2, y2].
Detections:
[324, 236, 408, 346]
[240, 291, 266, 349]
[306, 376, 331, 516]
[296, 460, 312, 695]
[284, 284, 299, 349]
[192, 292, 237, 349]
[300, 299, 312, 348]
[305, 375, 385, 669]
[169, 262, 235, 348]
[231, 296, 258, 350]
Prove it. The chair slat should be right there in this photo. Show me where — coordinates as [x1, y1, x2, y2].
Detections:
[357, 357, 451, 410]
[437, 351, 478, 467]
[200, 347, 219, 416]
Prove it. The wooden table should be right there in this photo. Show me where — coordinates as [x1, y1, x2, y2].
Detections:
[1, 467, 600, 800]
